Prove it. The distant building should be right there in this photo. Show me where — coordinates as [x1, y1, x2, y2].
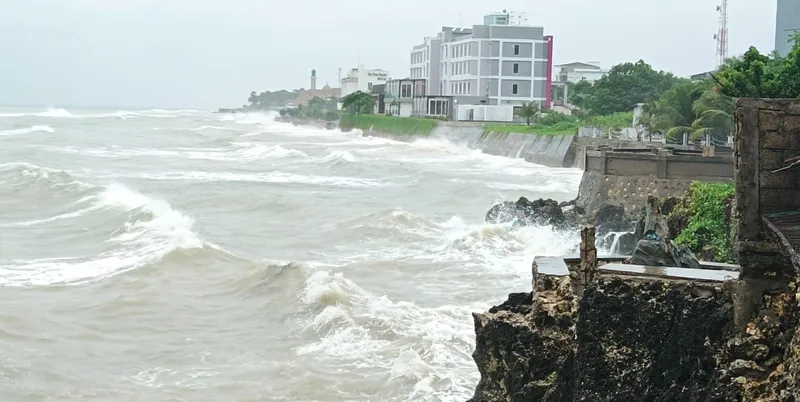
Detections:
[383, 78, 453, 119]
[292, 73, 340, 106]
[410, 36, 442, 95]
[483, 12, 510, 26]
[553, 62, 607, 84]
[776, 0, 800, 56]
[340, 65, 390, 98]
[409, 11, 554, 112]
[371, 84, 386, 114]
[690, 70, 716, 81]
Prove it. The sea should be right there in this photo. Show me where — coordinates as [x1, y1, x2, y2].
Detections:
[0, 107, 583, 402]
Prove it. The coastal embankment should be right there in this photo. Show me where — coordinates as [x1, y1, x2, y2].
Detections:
[338, 114, 644, 168]
[466, 98, 800, 401]
[576, 148, 734, 214]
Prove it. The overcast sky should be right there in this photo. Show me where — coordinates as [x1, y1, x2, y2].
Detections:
[0, 0, 777, 110]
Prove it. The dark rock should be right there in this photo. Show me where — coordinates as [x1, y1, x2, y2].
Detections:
[485, 197, 569, 229]
[470, 277, 737, 402]
[727, 336, 771, 361]
[728, 359, 767, 378]
[467, 277, 575, 402]
[616, 232, 638, 255]
[594, 202, 631, 236]
[629, 236, 701, 268]
[660, 196, 682, 217]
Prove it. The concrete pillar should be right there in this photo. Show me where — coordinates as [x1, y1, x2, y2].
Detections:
[578, 225, 598, 296]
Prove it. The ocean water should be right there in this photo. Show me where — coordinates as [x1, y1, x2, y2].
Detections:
[0, 107, 582, 401]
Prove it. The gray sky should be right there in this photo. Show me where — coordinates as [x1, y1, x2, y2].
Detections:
[0, 0, 777, 110]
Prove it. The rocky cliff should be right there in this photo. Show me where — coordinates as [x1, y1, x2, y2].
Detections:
[467, 275, 800, 402]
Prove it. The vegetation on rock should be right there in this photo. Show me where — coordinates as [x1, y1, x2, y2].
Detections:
[278, 96, 339, 121]
[248, 90, 297, 109]
[670, 181, 736, 263]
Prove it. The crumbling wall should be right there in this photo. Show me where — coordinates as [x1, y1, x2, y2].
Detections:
[734, 99, 800, 279]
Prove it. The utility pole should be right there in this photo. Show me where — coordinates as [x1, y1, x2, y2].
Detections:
[714, 0, 729, 68]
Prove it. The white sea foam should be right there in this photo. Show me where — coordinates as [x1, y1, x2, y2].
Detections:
[0, 108, 74, 118]
[121, 171, 384, 188]
[49, 142, 309, 162]
[0, 125, 55, 136]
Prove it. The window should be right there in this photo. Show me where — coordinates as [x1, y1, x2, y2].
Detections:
[514, 45, 520, 55]
[513, 63, 519, 74]
[401, 83, 412, 98]
[512, 84, 518, 95]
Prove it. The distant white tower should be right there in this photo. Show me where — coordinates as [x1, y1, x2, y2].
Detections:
[310, 69, 317, 91]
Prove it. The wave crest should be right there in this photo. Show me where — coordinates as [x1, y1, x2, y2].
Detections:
[0, 176, 209, 287]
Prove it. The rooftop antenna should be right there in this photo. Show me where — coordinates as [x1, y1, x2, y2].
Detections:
[714, 0, 729, 68]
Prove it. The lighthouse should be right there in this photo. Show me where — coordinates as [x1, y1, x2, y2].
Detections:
[310, 69, 317, 91]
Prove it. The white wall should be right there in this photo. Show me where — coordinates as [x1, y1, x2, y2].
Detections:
[358, 68, 389, 93]
[399, 103, 413, 117]
[340, 66, 390, 98]
[560, 69, 606, 84]
[341, 80, 360, 98]
[456, 105, 515, 122]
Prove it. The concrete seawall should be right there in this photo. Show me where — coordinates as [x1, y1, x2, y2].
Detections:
[360, 122, 645, 168]
[577, 149, 734, 213]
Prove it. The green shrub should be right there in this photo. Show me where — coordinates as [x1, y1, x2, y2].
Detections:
[674, 181, 736, 262]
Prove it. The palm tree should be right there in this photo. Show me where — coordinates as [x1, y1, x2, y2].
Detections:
[691, 89, 734, 143]
[651, 81, 705, 142]
[516, 102, 540, 125]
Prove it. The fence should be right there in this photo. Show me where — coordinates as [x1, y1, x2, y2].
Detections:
[584, 149, 734, 179]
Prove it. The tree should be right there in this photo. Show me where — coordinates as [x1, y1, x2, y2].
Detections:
[304, 96, 328, 119]
[515, 102, 540, 125]
[247, 89, 297, 110]
[691, 88, 734, 142]
[651, 81, 706, 140]
[576, 60, 682, 115]
[712, 33, 800, 98]
[568, 80, 593, 107]
[340, 91, 375, 114]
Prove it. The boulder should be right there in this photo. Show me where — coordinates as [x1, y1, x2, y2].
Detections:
[594, 202, 630, 236]
[616, 232, 638, 255]
[485, 197, 567, 229]
[630, 231, 701, 268]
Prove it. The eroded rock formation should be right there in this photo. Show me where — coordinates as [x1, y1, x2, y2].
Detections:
[467, 273, 800, 402]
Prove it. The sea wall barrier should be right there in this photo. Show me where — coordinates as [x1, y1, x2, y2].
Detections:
[576, 148, 734, 213]
[357, 121, 645, 169]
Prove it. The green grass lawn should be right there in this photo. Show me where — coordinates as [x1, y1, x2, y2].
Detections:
[340, 114, 438, 135]
[484, 122, 579, 135]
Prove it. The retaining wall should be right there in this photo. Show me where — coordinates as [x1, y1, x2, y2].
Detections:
[361, 122, 649, 168]
[577, 149, 734, 213]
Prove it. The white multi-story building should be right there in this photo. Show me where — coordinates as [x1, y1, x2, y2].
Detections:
[340, 65, 390, 98]
[776, 0, 800, 56]
[409, 12, 554, 110]
[553, 62, 607, 84]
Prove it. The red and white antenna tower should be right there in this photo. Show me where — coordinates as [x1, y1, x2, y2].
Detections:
[714, 0, 729, 67]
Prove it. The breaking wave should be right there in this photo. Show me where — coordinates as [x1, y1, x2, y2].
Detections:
[0, 162, 215, 287]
